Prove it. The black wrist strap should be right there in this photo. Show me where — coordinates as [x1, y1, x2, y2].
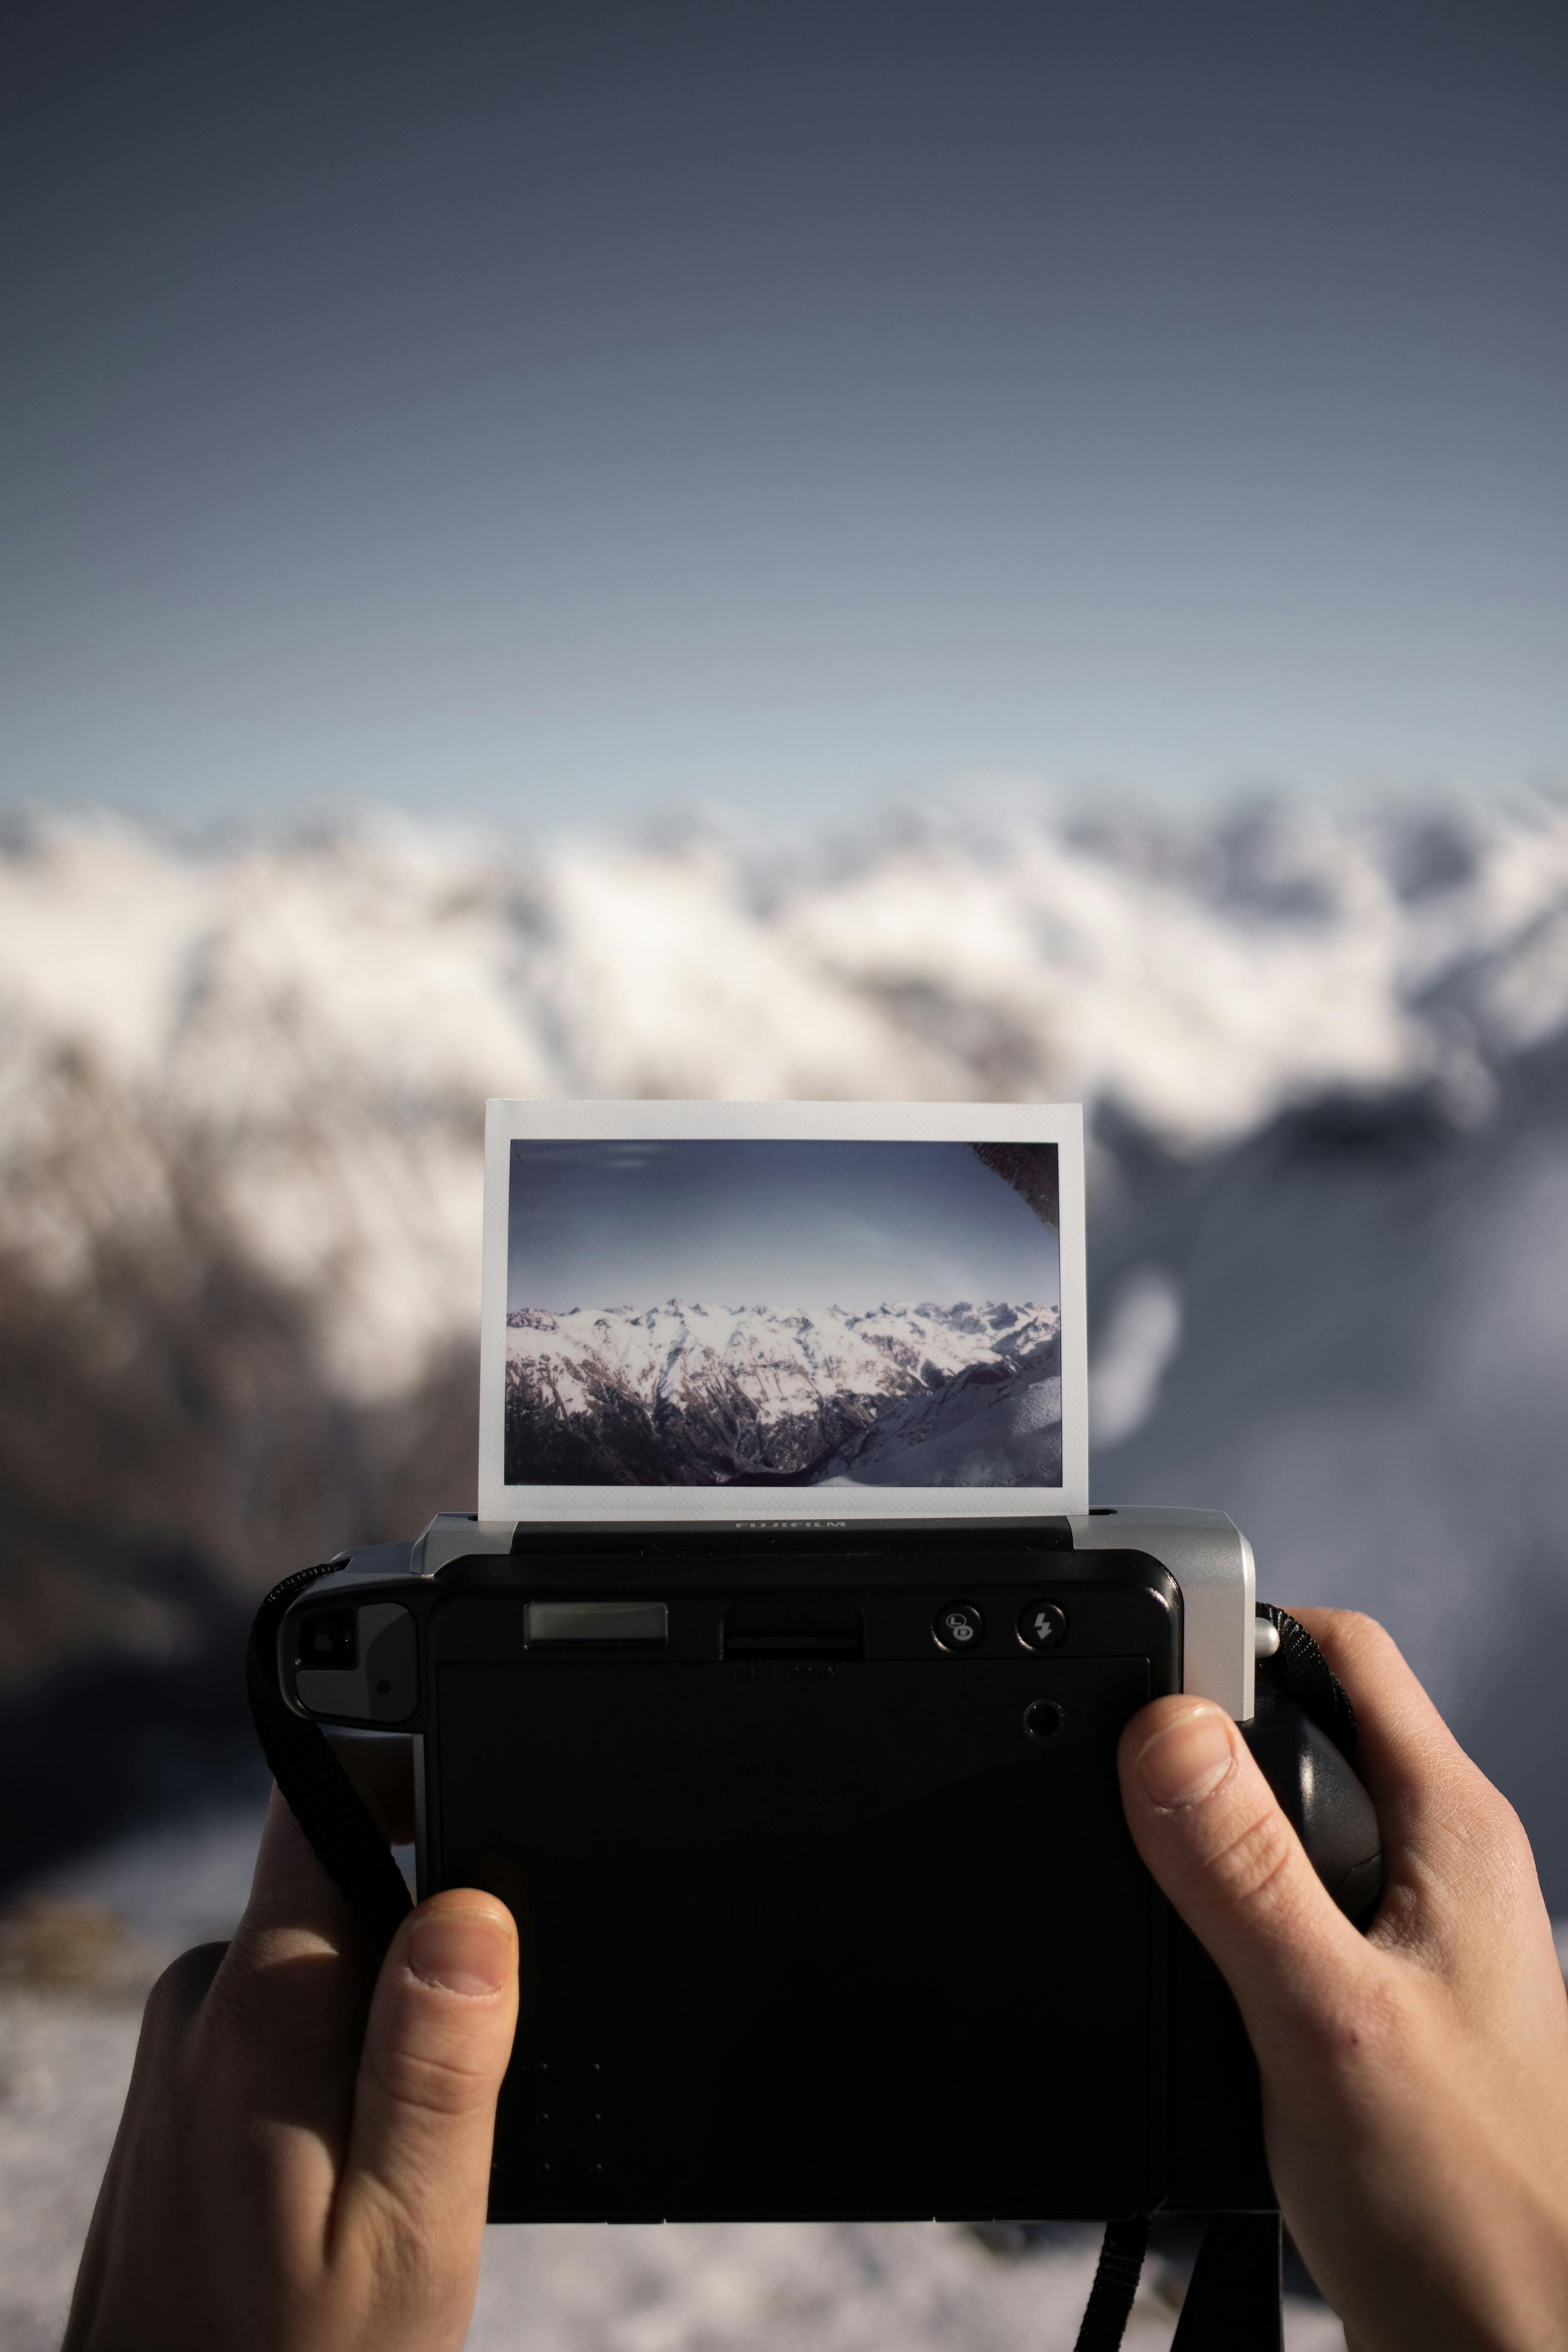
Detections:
[1081, 2201, 1288, 2352]
[1073, 2211, 1283, 2351]
[245, 1563, 416, 1961]
[1072, 2217, 1150, 2351]
[1172, 2214, 1284, 2347]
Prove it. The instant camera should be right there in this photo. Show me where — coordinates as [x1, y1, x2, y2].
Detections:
[255, 1102, 1379, 2320]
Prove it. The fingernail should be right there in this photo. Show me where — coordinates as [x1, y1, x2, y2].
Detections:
[1135, 1707, 1235, 1808]
[408, 1911, 512, 1996]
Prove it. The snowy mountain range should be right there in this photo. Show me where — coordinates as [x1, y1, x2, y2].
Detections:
[4, 785, 1568, 1440]
[8, 782, 1568, 1905]
[504, 1298, 1060, 1485]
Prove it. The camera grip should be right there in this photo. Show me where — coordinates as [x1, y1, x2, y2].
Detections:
[1241, 1685, 1383, 1923]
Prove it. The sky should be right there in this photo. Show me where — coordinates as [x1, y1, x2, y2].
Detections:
[506, 1139, 1061, 1311]
[0, 0, 1564, 834]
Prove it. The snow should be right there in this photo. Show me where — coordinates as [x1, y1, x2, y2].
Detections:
[506, 1301, 1056, 1426]
[504, 1300, 1059, 1484]
[5, 787, 1568, 1406]
[817, 1372, 1063, 1487]
[6, 784, 1568, 1727]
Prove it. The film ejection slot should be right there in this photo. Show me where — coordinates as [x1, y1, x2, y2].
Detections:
[724, 1598, 864, 1660]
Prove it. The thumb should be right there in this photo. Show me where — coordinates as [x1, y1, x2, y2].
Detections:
[338, 1890, 518, 2289]
[1118, 1697, 1369, 2058]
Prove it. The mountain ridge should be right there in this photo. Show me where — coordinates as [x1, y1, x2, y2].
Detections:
[503, 1297, 1061, 1485]
[4, 790, 1568, 1692]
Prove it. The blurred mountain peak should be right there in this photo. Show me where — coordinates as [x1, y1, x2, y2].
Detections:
[4, 786, 1568, 1404]
[6, 783, 1568, 1690]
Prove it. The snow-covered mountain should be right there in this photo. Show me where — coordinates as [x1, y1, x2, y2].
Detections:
[8, 781, 1568, 1906]
[3, 785, 1568, 1421]
[504, 1298, 1059, 1485]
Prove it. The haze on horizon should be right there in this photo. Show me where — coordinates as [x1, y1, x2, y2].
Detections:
[0, 0, 1563, 836]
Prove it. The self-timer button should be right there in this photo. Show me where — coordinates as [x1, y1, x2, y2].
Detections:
[1017, 1600, 1067, 1651]
[934, 1601, 984, 1652]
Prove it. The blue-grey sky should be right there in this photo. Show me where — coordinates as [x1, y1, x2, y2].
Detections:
[1, 0, 1563, 831]
[507, 1139, 1060, 1311]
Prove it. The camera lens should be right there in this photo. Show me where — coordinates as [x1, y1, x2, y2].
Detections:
[300, 1608, 356, 1669]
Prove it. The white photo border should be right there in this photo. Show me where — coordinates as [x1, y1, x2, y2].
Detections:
[478, 1099, 1088, 1522]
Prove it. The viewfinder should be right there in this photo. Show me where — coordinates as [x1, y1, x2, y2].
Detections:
[300, 1608, 357, 1670]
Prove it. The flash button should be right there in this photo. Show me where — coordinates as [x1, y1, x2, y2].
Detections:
[1018, 1601, 1067, 1651]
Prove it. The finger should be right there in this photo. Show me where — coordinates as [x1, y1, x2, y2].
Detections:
[233, 1783, 368, 1955]
[1292, 1608, 1550, 1981]
[63, 1942, 231, 2343]
[196, 1790, 375, 2169]
[1288, 1609, 1467, 1808]
[1285, 1609, 1487, 1834]
[1118, 1697, 1372, 2059]
[338, 1889, 518, 2291]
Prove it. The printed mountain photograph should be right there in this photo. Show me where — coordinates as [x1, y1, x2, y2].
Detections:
[503, 1138, 1062, 1486]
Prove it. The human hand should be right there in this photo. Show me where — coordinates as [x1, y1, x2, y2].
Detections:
[64, 1785, 519, 2352]
[1118, 1608, 1568, 2351]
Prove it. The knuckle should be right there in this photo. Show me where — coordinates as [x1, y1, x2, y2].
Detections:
[1317, 1607, 1391, 1664]
[198, 1944, 273, 2048]
[1487, 1782, 1530, 1852]
[1473, 1779, 1525, 1845]
[142, 1940, 227, 2041]
[366, 2029, 498, 2123]
[1453, 1778, 1536, 1889]
[1205, 1799, 1301, 1916]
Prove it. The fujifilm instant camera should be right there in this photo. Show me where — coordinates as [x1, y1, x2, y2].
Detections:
[260, 1103, 1381, 2233]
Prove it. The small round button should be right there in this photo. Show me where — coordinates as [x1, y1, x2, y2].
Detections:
[1023, 1699, 1064, 1740]
[1017, 1600, 1067, 1651]
[934, 1601, 984, 1651]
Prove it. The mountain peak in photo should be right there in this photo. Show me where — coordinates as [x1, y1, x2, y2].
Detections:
[503, 1297, 1062, 1486]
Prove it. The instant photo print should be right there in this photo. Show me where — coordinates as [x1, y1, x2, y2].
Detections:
[268, 1097, 1381, 2249]
[479, 1100, 1088, 1520]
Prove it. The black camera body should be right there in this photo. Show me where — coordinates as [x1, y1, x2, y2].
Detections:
[278, 1504, 1379, 2225]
